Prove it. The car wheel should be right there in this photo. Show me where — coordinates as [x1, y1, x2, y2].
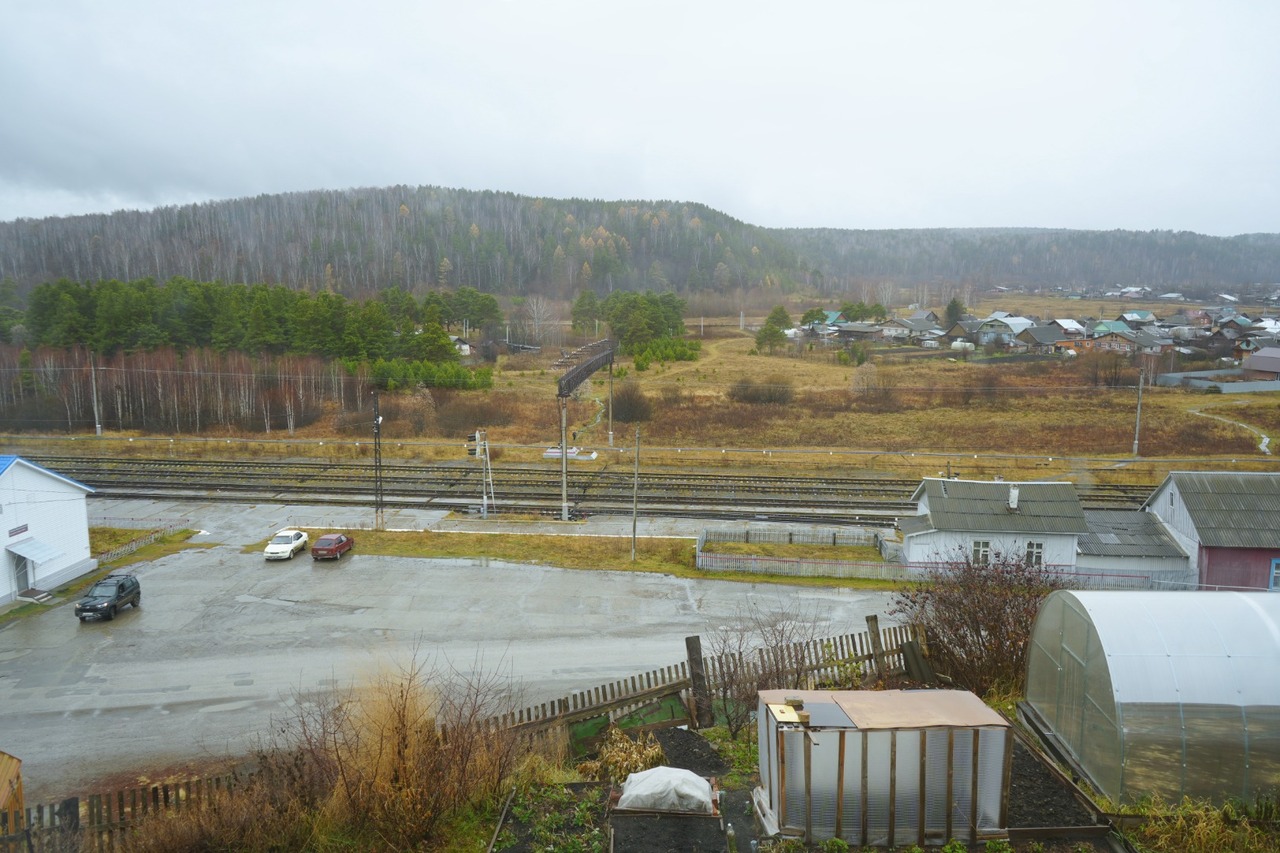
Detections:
[134, 594, 141, 608]
[78, 616, 85, 622]
[106, 606, 116, 621]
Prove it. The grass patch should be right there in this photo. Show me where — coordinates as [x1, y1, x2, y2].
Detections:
[313, 530, 900, 590]
[89, 526, 146, 554]
[98, 530, 205, 570]
[700, 541, 884, 562]
[701, 725, 760, 789]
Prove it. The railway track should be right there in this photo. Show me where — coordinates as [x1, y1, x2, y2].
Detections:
[30, 454, 1155, 524]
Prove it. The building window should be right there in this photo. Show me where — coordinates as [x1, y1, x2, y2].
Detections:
[1026, 542, 1044, 567]
[972, 540, 991, 565]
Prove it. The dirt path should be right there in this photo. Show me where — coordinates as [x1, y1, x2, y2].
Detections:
[1189, 400, 1273, 454]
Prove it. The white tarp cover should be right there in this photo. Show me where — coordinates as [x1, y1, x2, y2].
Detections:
[617, 766, 714, 813]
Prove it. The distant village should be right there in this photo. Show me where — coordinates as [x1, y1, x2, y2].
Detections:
[794, 287, 1280, 383]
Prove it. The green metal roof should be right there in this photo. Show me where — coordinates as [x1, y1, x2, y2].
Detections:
[1161, 472, 1280, 549]
[910, 478, 1090, 535]
[1079, 510, 1186, 558]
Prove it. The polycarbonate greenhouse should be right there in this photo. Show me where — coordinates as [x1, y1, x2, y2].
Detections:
[1025, 590, 1280, 805]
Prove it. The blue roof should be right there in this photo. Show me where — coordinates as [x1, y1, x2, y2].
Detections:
[0, 455, 94, 493]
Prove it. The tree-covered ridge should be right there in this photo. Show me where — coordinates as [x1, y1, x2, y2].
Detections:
[5, 186, 1277, 304]
[0, 187, 798, 300]
[780, 227, 1280, 294]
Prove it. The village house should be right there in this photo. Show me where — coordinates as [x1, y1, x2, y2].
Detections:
[1242, 346, 1280, 379]
[1142, 472, 1280, 590]
[898, 478, 1090, 571]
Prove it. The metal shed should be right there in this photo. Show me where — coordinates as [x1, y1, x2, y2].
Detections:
[755, 689, 1010, 847]
[1024, 590, 1280, 805]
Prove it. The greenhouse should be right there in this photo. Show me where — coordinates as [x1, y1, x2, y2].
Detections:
[1024, 590, 1280, 805]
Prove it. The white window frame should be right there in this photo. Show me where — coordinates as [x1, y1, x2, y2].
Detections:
[1026, 541, 1044, 567]
[972, 540, 991, 565]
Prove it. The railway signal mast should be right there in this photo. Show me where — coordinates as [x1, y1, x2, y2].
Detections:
[466, 430, 495, 518]
[372, 392, 384, 531]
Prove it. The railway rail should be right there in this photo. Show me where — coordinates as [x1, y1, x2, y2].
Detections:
[30, 454, 1154, 525]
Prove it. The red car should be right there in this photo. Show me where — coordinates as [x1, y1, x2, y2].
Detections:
[311, 533, 355, 560]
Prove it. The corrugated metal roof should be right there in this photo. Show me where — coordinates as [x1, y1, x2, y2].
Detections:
[913, 478, 1090, 535]
[1078, 510, 1186, 558]
[1169, 472, 1280, 548]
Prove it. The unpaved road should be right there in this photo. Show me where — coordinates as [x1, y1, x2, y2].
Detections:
[0, 500, 894, 802]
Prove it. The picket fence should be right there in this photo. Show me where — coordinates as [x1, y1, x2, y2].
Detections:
[1, 620, 921, 851]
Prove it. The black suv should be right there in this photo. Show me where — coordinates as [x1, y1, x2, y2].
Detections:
[74, 573, 141, 622]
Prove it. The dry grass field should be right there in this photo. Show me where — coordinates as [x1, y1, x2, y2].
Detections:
[463, 325, 1280, 485]
[7, 302, 1279, 488]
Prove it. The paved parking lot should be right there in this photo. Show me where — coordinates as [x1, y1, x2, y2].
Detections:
[0, 499, 893, 801]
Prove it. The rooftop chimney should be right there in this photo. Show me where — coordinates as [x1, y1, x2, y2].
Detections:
[1008, 484, 1020, 512]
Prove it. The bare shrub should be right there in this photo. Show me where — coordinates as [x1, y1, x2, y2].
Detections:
[320, 656, 526, 846]
[123, 782, 316, 852]
[658, 383, 689, 406]
[890, 550, 1065, 697]
[435, 394, 515, 436]
[577, 726, 665, 785]
[126, 653, 530, 851]
[706, 602, 857, 740]
[612, 381, 653, 422]
[850, 363, 901, 412]
[727, 375, 794, 405]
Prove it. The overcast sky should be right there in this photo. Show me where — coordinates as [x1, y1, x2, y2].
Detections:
[2, 1, 1277, 236]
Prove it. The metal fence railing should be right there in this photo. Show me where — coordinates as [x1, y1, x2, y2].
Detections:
[94, 519, 192, 565]
[696, 528, 904, 580]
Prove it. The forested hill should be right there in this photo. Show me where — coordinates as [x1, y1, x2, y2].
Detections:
[2, 185, 1279, 300]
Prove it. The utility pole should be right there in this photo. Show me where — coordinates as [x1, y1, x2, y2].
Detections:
[89, 354, 102, 436]
[559, 397, 570, 521]
[631, 427, 640, 561]
[372, 392, 384, 530]
[1132, 367, 1144, 457]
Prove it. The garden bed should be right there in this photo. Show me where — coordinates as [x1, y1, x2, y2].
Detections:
[493, 726, 1121, 853]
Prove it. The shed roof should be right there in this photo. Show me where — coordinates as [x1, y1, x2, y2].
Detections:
[1078, 510, 1186, 558]
[1242, 347, 1280, 375]
[909, 478, 1090, 535]
[1154, 471, 1280, 548]
[1018, 325, 1068, 345]
[759, 688, 1005, 730]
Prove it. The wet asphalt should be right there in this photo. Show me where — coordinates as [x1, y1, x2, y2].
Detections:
[0, 498, 894, 802]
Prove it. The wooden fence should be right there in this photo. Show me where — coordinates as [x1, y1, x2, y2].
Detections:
[2, 619, 921, 850]
[1, 775, 240, 852]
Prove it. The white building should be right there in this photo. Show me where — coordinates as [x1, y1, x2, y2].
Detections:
[1, 456, 96, 605]
[898, 478, 1089, 569]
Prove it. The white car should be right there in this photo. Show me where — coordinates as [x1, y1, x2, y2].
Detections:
[264, 528, 308, 560]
